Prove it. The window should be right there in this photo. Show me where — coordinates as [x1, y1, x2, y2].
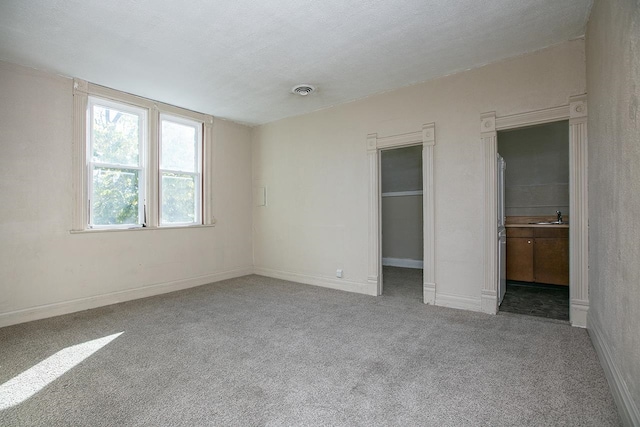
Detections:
[73, 80, 212, 231]
[88, 97, 147, 228]
[159, 115, 202, 226]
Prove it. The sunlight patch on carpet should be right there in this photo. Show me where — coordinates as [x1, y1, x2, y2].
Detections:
[0, 332, 123, 410]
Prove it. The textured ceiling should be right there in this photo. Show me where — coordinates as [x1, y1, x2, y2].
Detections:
[0, 0, 592, 125]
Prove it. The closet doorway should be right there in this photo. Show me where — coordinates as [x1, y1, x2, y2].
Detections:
[366, 123, 435, 304]
[380, 145, 424, 301]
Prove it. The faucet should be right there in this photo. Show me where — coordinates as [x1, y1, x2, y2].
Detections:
[556, 210, 563, 223]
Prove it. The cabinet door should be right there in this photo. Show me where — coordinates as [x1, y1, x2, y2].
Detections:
[534, 238, 569, 285]
[506, 237, 534, 282]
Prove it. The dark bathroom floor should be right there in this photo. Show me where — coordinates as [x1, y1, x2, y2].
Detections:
[499, 281, 570, 321]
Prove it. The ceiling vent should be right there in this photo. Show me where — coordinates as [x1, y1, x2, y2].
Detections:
[291, 84, 316, 96]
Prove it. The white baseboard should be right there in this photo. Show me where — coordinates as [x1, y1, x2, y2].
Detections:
[253, 267, 377, 296]
[423, 282, 436, 305]
[588, 315, 640, 426]
[481, 291, 498, 315]
[382, 257, 424, 269]
[0, 266, 253, 329]
[570, 299, 589, 328]
[436, 292, 482, 312]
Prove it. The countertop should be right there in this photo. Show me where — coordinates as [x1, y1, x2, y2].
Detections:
[505, 223, 569, 228]
[505, 216, 570, 229]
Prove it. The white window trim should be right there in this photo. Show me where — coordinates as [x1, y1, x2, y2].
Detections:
[72, 79, 215, 232]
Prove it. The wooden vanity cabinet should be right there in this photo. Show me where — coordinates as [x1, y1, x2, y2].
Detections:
[506, 227, 569, 286]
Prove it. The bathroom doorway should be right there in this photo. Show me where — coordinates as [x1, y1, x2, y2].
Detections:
[497, 121, 570, 321]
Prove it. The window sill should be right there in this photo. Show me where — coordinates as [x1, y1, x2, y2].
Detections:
[70, 224, 216, 234]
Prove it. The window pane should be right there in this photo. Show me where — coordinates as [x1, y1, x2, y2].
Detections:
[92, 105, 140, 166]
[92, 168, 140, 225]
[161, 173, 197, 224]
[161, 120, 197, 172]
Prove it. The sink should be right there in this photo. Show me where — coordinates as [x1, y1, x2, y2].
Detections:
[529, 221, 568, 225]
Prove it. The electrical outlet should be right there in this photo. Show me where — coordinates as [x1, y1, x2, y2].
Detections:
[336, 269, 343, 278]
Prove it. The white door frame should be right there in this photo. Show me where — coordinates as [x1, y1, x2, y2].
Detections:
[480, 95, 589, 327]
[367, 123, 436, 303]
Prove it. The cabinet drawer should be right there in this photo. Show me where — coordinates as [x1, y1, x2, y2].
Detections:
[534, 228, 569, 238]
[506, 227, 534, 238]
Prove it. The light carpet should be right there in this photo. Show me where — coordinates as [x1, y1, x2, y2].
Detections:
[0, 272, 620, 426]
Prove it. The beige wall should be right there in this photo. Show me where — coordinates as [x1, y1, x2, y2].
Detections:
[586, 0, 640, 420]
[252, 39, 586, 304]
[382, 196, 423, 262]
[0, 61, 254, 326]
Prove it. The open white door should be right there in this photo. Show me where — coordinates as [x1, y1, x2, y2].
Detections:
[497, 155, 507, 305]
